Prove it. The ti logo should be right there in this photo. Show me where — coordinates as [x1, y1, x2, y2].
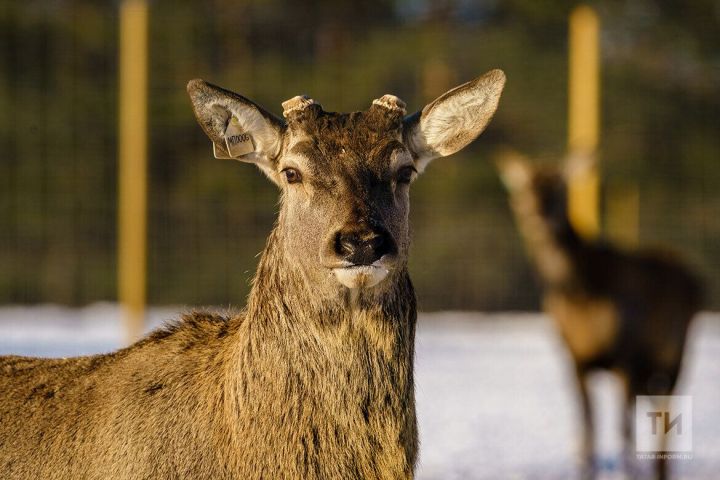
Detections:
[636, 396, 693, 453]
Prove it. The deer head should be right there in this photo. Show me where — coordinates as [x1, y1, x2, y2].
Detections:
[496, 151, 572, 234]
[187, 70, 505, 296]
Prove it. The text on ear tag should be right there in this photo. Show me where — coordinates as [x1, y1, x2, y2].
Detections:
[224, 117, 255, 157]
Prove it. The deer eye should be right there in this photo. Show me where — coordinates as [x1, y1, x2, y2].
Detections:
[395, 165, 417, 185]
[282, 167, 302, 184]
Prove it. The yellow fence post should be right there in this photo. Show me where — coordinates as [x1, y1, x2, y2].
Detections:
[118, 0, 149, 343]
[567, 4, 600, 239]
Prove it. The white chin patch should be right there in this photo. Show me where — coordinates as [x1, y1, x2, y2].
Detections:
[332, 265, 389, 289]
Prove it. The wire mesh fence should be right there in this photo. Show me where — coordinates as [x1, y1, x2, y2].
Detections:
[0, 0, 718, 310]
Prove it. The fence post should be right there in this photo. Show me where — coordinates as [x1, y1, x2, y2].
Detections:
[567, 4, 600, 239]
[118, 0, 149, 343]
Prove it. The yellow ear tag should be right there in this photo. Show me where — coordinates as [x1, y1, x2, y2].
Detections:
[223, 117, 255, 157]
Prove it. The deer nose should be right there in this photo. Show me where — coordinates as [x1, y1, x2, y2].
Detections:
[333, 228, 395, 265]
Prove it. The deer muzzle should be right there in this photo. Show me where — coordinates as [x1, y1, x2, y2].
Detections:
[331, 256, 391, 289]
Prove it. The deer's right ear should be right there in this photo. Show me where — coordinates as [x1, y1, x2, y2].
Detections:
[187, 79, 285, 182]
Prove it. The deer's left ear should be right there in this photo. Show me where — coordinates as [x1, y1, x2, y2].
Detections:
[403, 69, 506, 172]
[187, 79, 285, 182]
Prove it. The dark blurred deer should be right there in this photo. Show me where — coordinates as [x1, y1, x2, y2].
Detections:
[497, 151, 702, 480]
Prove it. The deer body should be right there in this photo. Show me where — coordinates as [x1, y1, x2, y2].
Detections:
[0, 70, 505, 479]
[1, 234, 416, 479]
[498, 157, 702, 479]
[542, 241, 699, 377]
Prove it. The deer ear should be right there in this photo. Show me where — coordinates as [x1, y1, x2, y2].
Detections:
[562, 150, 597, 182]
[494, 149, 532, 192]
[403, 69, 506, 173]
[187, 79, 285, 181]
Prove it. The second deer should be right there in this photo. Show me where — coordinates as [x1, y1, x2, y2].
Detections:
[497, 152, 702, 480]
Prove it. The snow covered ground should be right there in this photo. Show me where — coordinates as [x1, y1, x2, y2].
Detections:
[1, 305, 718, 479]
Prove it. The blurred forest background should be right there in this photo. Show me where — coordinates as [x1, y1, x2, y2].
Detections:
[0, 0, 718, 310]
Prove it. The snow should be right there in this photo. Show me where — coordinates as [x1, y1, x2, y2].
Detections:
[1, 305, 718, 479]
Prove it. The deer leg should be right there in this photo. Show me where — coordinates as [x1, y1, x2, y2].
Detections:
[659, 366, 684, 480]
[575, 367, 595, 479]
[621, 380, 640, 480]
[622, 405, 638, 480]
[655, 395, 671, 480]
[657, 443, 668, 480]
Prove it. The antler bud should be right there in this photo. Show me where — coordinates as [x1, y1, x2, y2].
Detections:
[282, 95, 317, 118]
[371, 95, 406, 115]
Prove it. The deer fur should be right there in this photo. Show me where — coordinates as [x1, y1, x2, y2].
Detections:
[0, 69, 506, 479]
[497, 152, 702, 480]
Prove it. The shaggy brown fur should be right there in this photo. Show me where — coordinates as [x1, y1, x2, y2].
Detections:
[0, 70, 505, 479]
[498, 154, 703, 480]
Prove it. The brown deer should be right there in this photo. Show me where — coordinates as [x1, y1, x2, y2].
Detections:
[497, 152, 702, 480]
[0, 69, 506, 479]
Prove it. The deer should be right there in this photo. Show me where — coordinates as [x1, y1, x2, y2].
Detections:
[496, 151, 702, 480]
[0, 69, 506, 479]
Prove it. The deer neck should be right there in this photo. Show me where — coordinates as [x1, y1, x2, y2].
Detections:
[511, 195, 583, 287]
[226, 227, 418, 473]
[238, 224, 416, 402]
